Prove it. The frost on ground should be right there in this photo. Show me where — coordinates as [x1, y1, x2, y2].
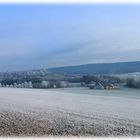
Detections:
[0, 88, 140, 136]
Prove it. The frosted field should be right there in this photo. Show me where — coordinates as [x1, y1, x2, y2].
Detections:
[0, 87, 140, 136]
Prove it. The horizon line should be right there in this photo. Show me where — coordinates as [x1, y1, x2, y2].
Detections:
[1, 60, 140, 73]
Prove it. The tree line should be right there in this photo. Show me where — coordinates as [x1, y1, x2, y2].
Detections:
[0, 69, 125, 89]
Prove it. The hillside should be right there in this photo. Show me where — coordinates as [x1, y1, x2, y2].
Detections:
[48, 61, 140, 75]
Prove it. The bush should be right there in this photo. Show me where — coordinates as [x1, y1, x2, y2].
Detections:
[126, 78, 140, 88]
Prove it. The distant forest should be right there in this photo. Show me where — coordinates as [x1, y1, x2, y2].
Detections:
[0, 69, 121, 89]
[48, 61, 140, 75]
[0, 61, 140, 89]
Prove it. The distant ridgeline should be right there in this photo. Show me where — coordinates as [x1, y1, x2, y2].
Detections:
[48, 61, 140, 75]
[0, 61, 139, 89]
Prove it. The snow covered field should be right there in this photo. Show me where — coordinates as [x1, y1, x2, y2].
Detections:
[0, 87, 140, 136]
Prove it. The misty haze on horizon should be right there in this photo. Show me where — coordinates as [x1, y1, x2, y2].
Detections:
[0, 4, 140, 72]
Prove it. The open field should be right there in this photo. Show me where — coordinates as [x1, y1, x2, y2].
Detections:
[0, 87, 140, 136]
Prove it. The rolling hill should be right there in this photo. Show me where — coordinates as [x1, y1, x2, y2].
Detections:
[48, 61, 140, 75]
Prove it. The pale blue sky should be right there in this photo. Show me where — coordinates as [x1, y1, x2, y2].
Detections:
[0, 4, 140, 71]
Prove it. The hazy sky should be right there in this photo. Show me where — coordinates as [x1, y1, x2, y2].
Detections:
[0, 4, 140, 71]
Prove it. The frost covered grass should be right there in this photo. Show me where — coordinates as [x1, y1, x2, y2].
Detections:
[0, 88, 140, 136]
[0, 108, 140, 137]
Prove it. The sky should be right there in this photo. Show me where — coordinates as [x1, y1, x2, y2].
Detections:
[0, 4, 140, 71]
